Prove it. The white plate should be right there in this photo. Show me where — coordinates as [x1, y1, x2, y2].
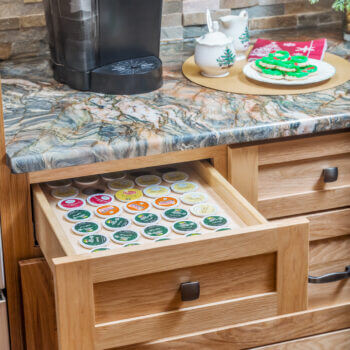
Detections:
[243, 58, 336, 86]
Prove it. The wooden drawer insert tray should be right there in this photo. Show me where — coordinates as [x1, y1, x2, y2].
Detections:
[33, 161, 309, 350]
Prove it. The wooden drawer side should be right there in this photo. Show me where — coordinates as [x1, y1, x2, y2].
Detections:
[33, 185, 75, 268]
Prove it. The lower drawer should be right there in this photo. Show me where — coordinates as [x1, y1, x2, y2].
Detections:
[302, 208, 350, 309]
[0, 291, 10, 350]
[33, 160, 309, 350]
[251, 328, 350, 350]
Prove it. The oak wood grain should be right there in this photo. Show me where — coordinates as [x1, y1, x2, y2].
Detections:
[95, 293, 278, 349]
[258, 132, 350, 166]
[0, 80, 41, 350]
[29, 145, 228, 183]
[258, 186, 350, 219]
[228, 145, 259, 207]
[94, 253, 276, 323]
[307, 207, 350, 241]
[19, 258, 57, 350]
[0, 291, 10, 350]
[252, 328, 350, 349]
[117, 303, 350, 350]
[258, 153, 350, 199]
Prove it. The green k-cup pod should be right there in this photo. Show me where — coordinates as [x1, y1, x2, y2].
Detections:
[123, 242, 141, 247]
[155, 237, 171, 242]
[172, 220, 198, 234]
[133, 212, 160, 226]
[65, 209, 92, 223]
[215, 227, 231, 232]
[72, 221, 100, 236]
[185, 232, 203, 237]
[103, 216, 131, 231]
[142, 225, 169, 239]
[162, 208, 189, 221]
[91, 247, 110, 253]
[111, 230, 140, 244]
[202, 216, 229, 230]
[79, 234, 108, 249]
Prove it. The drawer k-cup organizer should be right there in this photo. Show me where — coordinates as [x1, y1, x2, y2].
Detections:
[32, 161, 309, 350]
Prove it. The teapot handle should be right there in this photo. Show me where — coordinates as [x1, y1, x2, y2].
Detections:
[239, 10, 248, 18]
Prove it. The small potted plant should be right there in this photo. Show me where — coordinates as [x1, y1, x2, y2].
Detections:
[309, 0, 350, 41]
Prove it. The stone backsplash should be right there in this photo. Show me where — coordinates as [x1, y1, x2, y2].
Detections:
[0, 0, 342, 60]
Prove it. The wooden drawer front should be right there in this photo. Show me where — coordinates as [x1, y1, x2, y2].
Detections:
[277, 208, 350, 310]
[306, 208, 350, 309]
[258, 152, 350, 218]
[0, 291, 10, 350]
[33, 161, 309, 350]
[309, 234, 350, 309]
[94, 253, 276, 323]
[252, 329, 350, 350]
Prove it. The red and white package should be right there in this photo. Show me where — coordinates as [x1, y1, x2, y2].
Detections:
[248, 38, 327, 61]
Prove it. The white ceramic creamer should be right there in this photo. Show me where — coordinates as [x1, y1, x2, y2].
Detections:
[217, 10, 250, 61]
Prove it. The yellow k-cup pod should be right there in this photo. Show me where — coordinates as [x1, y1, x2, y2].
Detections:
[180, 192, 208, 205]
[46, 179, 72, 189]
[51, 186, 79, 199]
[135, 175, 162, 187]
[162, 171, 189, 183]
[107, 178, 134, 191]
[101, 171, 126, 182]
[171, 181, 198, 194]
[143, 185, 170, 198]
[73, 175, 100, 186]
[190, 203, 218, 217]
[115, 188, 143, 202]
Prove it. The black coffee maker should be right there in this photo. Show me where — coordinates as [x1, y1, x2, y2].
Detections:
[43, 0, 163, 94]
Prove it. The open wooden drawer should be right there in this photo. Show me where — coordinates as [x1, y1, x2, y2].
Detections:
[32, 160, 309, 350]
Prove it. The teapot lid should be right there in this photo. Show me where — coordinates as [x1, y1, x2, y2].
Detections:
[196, 31, 232, 46]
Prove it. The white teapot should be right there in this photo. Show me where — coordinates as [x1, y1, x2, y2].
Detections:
[216, 10, 250, 61]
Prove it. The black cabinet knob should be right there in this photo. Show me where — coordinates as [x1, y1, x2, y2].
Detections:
[323, 167, 338, 183]
[180, 281, 200, 301]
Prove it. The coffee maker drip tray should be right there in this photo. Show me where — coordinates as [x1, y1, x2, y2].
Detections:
[91, 56, 163, 95]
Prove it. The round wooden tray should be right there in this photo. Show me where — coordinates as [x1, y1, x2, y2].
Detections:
[182, 53, 350, 95]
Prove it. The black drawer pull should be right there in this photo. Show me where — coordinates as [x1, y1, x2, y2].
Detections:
[323, 167, 338, 183]
[308, 265, 350, 284]
[180, 281, 200, 301]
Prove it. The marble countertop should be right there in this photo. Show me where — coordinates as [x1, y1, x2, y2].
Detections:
[1, 27, 349, 174]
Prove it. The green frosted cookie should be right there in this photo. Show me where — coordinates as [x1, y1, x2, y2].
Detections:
[285, 70, 309, 80]
[291, 55, 309, 67]
[268, 50, 290, 61]
[260, 67, 284, 80]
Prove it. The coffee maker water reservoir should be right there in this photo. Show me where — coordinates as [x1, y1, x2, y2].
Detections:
[43, 0, 163, 94]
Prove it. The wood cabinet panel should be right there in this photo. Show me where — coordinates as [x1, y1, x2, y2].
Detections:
[19, 258, 57, 350]
[258, 153, 350, 199]
[94, 253, 276, 323]
[117, 303, 350, 350]
[251, 328, 350, 349]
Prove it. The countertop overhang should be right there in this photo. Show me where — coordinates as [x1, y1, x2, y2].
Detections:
[1, 27, 349, 174]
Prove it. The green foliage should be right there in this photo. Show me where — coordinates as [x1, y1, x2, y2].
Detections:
[309, 0, 350, 11]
